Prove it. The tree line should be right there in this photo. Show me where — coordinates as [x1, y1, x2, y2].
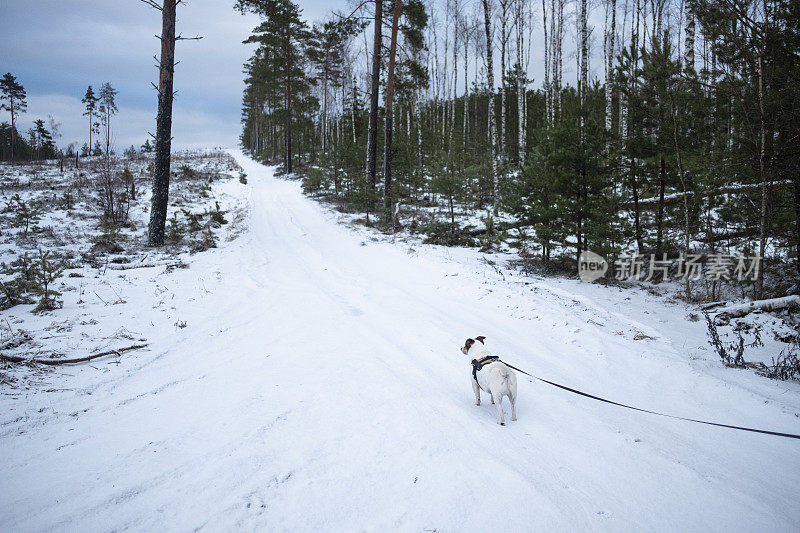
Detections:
[238, 0, 798, 298]
[0, 73, 124, 163]
[0, 73, 60, 163]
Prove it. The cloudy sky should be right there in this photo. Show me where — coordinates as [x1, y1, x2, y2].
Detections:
[0, 0, 329, 151]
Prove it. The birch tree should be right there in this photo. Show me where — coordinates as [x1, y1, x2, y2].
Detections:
[604, 0, 616, 133]
[684, 3, 695, 71]
[515, 0, 526, 164]
[98, 82, 117, 157]
[498, 0, 511, 158]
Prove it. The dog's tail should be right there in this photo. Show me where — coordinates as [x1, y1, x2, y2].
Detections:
[499, 370, 512, 396]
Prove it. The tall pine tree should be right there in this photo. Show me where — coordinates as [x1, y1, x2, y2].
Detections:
[238, 0, 317, 174]
[81, 85, 99, 159]
[0, 73, 27, 164]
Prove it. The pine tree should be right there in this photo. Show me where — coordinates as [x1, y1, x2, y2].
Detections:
[81, 85, 99, 158]
[147, 0, 178, 246]
[31, 250, 65, 313]
[31, 119, 55, 160]
[238, 0, 317, 174]
[0, 73, 27, 164]
[366, 0, 383, 201]
[383, 0, 404, 211]
[98, 82, 118, 157]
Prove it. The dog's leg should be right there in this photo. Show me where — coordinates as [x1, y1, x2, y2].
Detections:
[510, 392, 517, 421]
[472, 378, 481, 405]
[496, 395, 505, 425]
[490, 393, 495, 404]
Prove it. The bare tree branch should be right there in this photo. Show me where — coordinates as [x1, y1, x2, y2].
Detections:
[333, 0, 374, 22]
[139, 0, 163, 10]
[1, 344, 149, 365]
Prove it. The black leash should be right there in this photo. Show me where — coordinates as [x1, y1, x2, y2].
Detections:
[500, 361, 800, 440]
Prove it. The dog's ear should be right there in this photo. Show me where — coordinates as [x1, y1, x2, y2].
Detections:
[476, 336, 486, 344]
[464, 338, 475, 349]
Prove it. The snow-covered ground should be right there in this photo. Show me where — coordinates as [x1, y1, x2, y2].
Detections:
[0, 150, 247, 368]
[1, 150, 799, 532]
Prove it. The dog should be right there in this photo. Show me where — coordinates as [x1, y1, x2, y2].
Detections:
[462, 336, 517, 425]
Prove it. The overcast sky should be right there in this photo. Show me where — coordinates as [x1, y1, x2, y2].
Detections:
[0, 0, 329, 151]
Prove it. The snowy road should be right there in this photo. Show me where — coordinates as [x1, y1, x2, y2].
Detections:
[2, 151, 800, 531]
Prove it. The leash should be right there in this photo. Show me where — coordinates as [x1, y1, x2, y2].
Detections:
[499, 360, 800, 440]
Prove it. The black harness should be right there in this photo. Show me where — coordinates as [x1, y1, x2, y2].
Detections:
[471, 355, 499, 382]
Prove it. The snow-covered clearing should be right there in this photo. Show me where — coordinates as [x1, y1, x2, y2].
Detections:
[2, 150, 799, 531]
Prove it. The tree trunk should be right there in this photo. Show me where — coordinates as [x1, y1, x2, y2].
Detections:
[542, 0, 549, 125]
[351, 76, 358, 143]
[605, 0, 616, 133]
[756, 7, 768, 298]
[500, 0, 509, 159]
[482, 0, 500, 216]
[578, 0, 588, 260]
[9, 94, 16, 164]
[794, 175, 800, 276]
[147, 0, 177, 247]
[88, 110, 93, 161]
[656, 154, 665, 255]
[516, 0, 526, 165]
[285, 30, 293, 174]
[556, 0, 564, 117]
[322, 64, 328, 154]
[105, 107, 111, 157]
[450, 0, 458, 155]
[383, 0, 403, 211]
[579, 0, 588, 118]
[684, 7, 695, 71]
[415, 90, 423, 171]
[630, 158, 643, 253]
[463, 30, 469, 145]
[670, 94, 691, 300]
[366, 0, 382, 198]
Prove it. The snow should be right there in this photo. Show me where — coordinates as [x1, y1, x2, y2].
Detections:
[2, 150, 799, 531]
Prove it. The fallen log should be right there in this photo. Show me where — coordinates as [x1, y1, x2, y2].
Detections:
[618, 179, 792, 210]
[468, 220, 530, 236]
[714, 295, 800, 325]
[0, 343, 148, 365]
[105, 262, 160, 270]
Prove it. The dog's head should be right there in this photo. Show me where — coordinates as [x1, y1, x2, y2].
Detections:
[461, 336, 486, 355]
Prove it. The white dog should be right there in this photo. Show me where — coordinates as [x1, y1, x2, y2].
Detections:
[462, 336, 518, 425]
